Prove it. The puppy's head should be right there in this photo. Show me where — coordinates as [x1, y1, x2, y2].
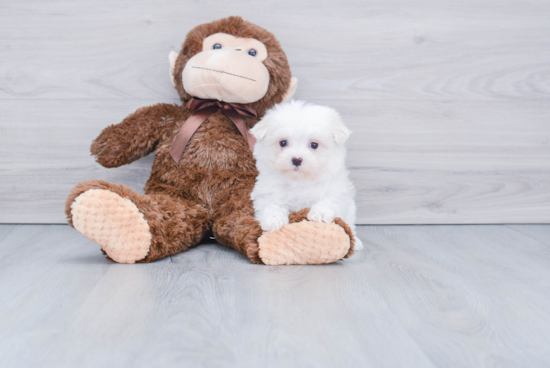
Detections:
[250, 100, 351, 181]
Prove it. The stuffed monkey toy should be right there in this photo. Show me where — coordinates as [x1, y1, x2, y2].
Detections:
[65, 16, 355, 265]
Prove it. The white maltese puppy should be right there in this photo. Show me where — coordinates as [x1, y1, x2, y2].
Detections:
[250, 100, 363, 250]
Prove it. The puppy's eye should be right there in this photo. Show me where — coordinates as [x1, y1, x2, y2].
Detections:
[279, 140, 288, 147]
[310, 142, 319, 149]
[248, 49, 257, 56]
[213, 43, 222, 50]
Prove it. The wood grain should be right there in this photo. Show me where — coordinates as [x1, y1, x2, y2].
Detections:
[1, 99, 548, 223]
[1, 0, 549, 101]
[359, 224, 550, 367]
[1, 0, 550, 224]
[506, 224, 550, 245]
[1, 224, 550, 367]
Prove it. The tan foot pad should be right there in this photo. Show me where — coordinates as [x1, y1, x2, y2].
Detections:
[71, 189, 151, 264]
[258, 220, 350, 265]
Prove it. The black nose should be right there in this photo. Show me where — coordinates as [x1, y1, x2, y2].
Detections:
[292, 157, 303, 166]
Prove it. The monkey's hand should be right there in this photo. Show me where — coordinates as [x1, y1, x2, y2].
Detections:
[91, 103, 180, 168]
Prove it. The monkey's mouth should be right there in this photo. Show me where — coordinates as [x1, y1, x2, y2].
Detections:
[192, 66, 256, 82]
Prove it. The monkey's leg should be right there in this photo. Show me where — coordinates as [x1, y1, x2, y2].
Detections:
[212, 195, 355, 265]
[258, 209, 356, 266]
[66, 180, 209, 263]
[212, 211, 264, 264]
[210, 191, 264, 264]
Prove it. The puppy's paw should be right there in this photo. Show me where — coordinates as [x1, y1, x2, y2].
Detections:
[259, 212, 289, 233]
[354, 237, 364, 250]
[308, 205, 336, 223]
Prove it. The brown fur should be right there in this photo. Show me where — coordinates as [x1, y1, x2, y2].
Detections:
[172, 16, 291, 117]
[66, 180, 210, 262]
[65, 16, 351, 264]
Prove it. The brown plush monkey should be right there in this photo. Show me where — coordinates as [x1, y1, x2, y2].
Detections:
[65, 16, 354, 265]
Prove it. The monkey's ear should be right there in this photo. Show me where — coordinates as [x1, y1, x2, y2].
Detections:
[281, 77, 298, 103]
[168, 51, 178, 86]
[250, 117, 271, 141]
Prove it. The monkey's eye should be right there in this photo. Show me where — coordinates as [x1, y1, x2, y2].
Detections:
[310, 142, 319, 149]
[213, 43, 222, 50]
[248, 49, 257, 57]
[279, 140, 288, 147]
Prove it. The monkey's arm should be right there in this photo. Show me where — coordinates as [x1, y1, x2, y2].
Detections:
[91, 103, 180, 168]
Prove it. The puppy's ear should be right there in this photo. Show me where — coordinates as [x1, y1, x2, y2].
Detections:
[328, 109, 352, 144]
[250, 117, 271, 141]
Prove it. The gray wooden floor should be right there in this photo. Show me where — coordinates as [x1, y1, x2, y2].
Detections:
[1, 225, 549, 367]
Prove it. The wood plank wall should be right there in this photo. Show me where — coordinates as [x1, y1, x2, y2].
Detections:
[1, 0, 549, 224]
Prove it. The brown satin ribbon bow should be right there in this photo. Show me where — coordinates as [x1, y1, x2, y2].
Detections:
[169, 97, 258, 164]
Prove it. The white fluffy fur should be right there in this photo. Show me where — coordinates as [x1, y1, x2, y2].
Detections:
[250, 100, 363, 250]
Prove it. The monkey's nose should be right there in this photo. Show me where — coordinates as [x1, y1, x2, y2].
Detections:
[292, 157, 303, 167]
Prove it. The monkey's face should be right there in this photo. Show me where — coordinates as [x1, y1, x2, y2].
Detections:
[180, 33, 270, 104]
[170, 17, 297, 114]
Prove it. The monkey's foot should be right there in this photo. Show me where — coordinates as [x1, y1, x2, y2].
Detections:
[258, 219, 353, 266]
[71, 189, 152, 264]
